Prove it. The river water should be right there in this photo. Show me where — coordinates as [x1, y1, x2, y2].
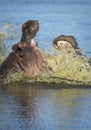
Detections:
[0, 84, 91, 130]
[0, 0, 91, 129]
[0, 0, 91, 57]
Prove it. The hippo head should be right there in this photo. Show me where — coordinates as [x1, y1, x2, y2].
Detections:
[21, 20, 39, 44]
[53, 35, 79, 50]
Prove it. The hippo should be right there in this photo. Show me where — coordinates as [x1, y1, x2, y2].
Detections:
[0, 20, 90, 83]
[53, 35, 78, 49]
[52, 35, 91, 71]
[52, 35, 84, 55]
[0, 20, 51, 79]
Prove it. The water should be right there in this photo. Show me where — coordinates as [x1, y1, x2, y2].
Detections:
[0, 0, 91, 57]
[0, 84, 91, 130]
[0, 0, 91, 129]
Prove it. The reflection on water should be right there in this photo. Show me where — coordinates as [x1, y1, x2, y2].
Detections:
[0, 84, 91, 130]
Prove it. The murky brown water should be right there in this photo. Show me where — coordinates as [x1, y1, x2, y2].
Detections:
[0, 84, 91, 130]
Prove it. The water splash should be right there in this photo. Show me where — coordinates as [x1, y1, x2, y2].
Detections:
[40, 48, 91, 85]
[0, 22, 18, 63]
[0, 24, 91, 86]
[1, 48, 91, 86]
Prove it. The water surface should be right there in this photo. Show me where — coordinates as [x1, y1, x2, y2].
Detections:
[0, 84, 91, 130]
[0, 0, 91, 57]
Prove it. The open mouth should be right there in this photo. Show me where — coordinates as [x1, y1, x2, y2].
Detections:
[53, 40, 73, 49]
